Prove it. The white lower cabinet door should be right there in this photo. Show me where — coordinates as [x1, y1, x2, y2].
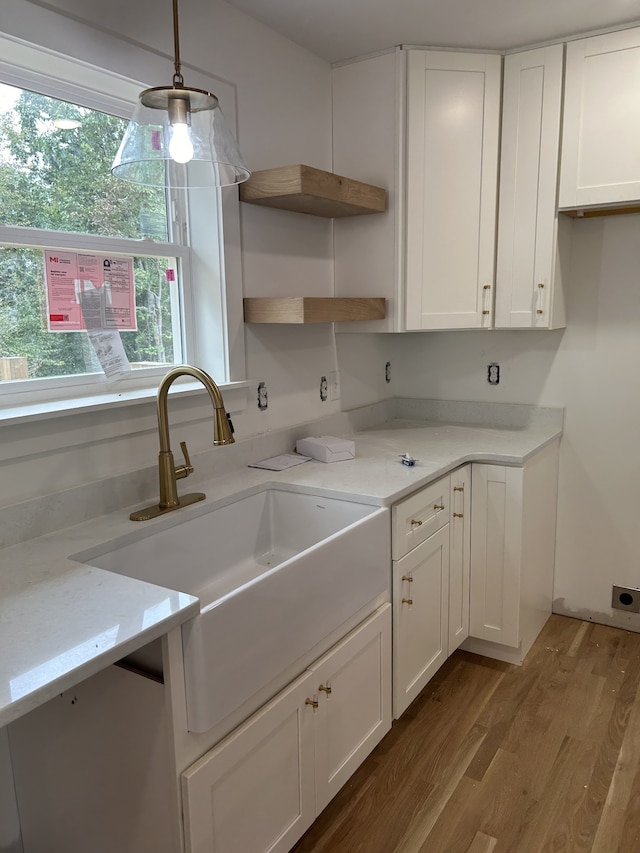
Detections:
[310, 604, 392, 814]
[449, 466, 471, 654]
[182, 671, 316, 853]
[469, 463, 523, 647]
[393, 525, 450, 717]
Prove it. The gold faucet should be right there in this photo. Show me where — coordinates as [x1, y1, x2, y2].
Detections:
[130, 365, 235, 521]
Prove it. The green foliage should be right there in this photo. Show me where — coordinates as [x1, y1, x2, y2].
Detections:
[0, 86, 176, 380]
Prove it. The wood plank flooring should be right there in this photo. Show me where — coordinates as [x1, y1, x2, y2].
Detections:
[292, 615, 640, 853]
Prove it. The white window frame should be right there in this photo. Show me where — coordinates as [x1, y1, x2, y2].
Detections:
[0, 32, 248, 422]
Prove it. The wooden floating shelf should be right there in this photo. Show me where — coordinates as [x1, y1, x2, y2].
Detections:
[243, 297, 386, 324]
[239, 164, 386, 218]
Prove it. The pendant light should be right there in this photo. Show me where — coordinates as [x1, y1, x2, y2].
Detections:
[111, 0, 250, 188]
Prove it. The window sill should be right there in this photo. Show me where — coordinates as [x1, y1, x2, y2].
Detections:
[0, 379, 251, 428]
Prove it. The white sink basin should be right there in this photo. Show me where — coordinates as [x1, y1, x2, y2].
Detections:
[73, 486, 389, 732]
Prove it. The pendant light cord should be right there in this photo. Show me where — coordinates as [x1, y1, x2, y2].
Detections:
[172, 0, 184, 86]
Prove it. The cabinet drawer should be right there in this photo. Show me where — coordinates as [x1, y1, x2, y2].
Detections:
[392, 476, 450, 559]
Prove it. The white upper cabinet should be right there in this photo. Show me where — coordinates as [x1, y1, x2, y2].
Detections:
[333, 49, 405, 333]
[495, 45, 568, 330]
[560, 26, 640, 210]
[332, 48, 501, 332]
[405, 51, 501, 330]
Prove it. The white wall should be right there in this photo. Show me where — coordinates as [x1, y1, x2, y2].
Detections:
[389, 214, 640, 628]
[0, 0, 363, 507]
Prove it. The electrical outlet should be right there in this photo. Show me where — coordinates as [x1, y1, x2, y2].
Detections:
[320, 375, 328, 402]
[328, 370, 340, 401]
[487, 363, 500, 385]
[385, 362, 391, 383]
[257, 381, 268, 410]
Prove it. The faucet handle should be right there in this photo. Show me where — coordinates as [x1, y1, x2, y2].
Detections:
[175, 440, 195, 480]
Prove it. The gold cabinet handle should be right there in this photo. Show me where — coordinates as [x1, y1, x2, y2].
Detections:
[402, 598, 413, 605]
[453, 512, 464, 518]
[434, 503, 445, 511]
[305, 697, 319, 709]
[401, 575, 413, 582]
[319, 684, 332, 695]
[482, 284, 492, 319]
[453, 485, 464, 492]
[410, 518, 423, 527]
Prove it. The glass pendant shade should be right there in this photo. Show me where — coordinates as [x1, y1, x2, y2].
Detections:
[111, 0, 250, 189]
[111, 84, 251, 188]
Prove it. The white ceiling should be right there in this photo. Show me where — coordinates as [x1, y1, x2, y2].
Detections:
[225, 0, 640, 63]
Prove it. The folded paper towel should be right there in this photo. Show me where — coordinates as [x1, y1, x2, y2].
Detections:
[295, 435, 355, 463]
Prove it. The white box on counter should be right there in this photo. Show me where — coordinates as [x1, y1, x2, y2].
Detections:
[295, 435, 355, 463]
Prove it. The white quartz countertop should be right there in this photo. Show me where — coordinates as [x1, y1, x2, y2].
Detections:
[0, 410, 562, 728]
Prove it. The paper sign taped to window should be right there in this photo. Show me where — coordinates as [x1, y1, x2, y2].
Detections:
[87, 329, 131, 378]
[44, 250, 137, 332]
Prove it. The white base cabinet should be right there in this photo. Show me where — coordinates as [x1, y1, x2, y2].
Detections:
[392, 467, 471, 718]
[7, 605, 391, 853]
[448, 466, 471, 654]
[393, 525, 449, 717]
[463, 441, 560, 665]
[392, 445, 559, 717]
[182, 605, 392, 853]
[182, 672, 316, 853]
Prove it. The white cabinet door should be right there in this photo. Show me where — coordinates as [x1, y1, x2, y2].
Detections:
[405, 50, 501, 330]
[393, 525, 450, 717]
[469, 464, 523, 648]
[310, 605, 392, 814]
[495, 45, 568, 330]
[449, 466, 470, 654]
[464, 444, 559, 665]
[182, 671, 316, 853]
[560, 26, 640, 209]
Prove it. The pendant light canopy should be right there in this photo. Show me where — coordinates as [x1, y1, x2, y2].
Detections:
[111, 0, 250, 189]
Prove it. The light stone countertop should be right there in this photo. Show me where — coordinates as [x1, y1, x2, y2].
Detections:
[0, 404, 563, 728]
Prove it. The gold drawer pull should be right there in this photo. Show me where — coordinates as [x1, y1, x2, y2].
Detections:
[401, 575, 413, 583]
[319, 684, 332, 695]
[453, 485, 464, 492]
[305, 697, 319, 709]
[434, 503, 445, 511]
[402, 598, 413, 605]
[453, 512, 464, 518]
[410, 518, 423, 527]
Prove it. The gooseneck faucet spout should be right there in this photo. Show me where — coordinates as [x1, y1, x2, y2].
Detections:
[130, 365, 234, 521]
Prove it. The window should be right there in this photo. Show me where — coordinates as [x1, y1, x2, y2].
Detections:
[0, 34, 242, 413]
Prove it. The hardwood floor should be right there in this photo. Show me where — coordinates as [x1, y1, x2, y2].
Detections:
[292, 615, 640, 853]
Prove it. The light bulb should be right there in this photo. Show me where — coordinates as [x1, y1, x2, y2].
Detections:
[169, 122, 194, 164]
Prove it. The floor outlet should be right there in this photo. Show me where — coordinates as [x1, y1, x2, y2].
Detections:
[612, 585, 640, 613]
